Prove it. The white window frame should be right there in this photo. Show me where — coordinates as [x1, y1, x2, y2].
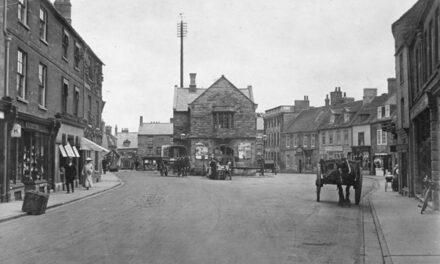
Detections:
[16, 50, 27, 99]
[62, 30, 70, 59]
[38, 63, 47, 107]
[294, 135, 298, 147]
[18, 0, 28, 25]
[385, 105, 390, 118]
[311, 134, 316, 148]
[377, 130, 387, 145]
[39, 7, 47, 41]
[344, 113, 350, 122]
[303, 135, 308, 148]
[377, 106, 382, 119]
[286, 134, 290, 148]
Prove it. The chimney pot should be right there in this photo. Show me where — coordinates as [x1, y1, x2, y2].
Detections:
[140, 116, 143, 125]
[54, 0, 72, 24]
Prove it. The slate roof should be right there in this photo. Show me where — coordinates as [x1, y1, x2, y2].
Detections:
[284, 107, 328, 133]
[392, 0, 431, 50]
[173, 75, 254, 112]
[102, 133, 117, 150]
[318, 101, 364, 130]
[351, 94, 389, 126]
[138, 123, 173, 135]
[116, 132, 138, 149]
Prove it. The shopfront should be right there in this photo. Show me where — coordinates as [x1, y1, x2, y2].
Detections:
[8, 117, 56, 200]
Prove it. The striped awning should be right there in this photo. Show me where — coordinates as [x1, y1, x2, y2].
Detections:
[80, 137, 109, 152]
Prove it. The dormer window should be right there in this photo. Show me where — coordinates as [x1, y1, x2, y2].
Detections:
[377, 105, 390, 119]
[123, 140, 131, 147]
[330, 114, 335, 124]
[344, 113, 350, 122]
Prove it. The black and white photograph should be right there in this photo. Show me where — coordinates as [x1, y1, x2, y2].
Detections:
[0, 0, 439, 263]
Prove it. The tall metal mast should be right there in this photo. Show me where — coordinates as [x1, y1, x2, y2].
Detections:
[177, 13, 187, 88]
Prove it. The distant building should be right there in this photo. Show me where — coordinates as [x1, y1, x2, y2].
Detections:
[137, 117, 173, 166]
[173, 74, 257, 174]
[116, 128, 138, 170]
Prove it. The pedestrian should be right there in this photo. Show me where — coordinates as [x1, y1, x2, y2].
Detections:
[102, 158, 107, 174]
[258, 156, 265, 176]
[83, 157, 94, 190]
[64, 158, 76, 193]
[209, 158, 217, 179]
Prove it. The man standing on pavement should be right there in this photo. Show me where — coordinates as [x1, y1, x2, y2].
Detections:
[102, 158, 107, 174]
[64, 158, 76, 193]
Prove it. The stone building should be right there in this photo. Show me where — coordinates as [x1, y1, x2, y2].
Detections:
[137, 117, 173, 167]
[392, 0, 440, 209]
[173, 74, 257, 174]
[115, 128, 138, 170]
[263, 97, 309, 171]
[283, 106, 327, 173]
[0, 0, 105, 202]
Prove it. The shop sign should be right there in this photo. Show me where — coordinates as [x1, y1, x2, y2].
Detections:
[11, 123, 22, 138]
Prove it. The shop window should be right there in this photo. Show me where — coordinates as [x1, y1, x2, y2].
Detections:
[213, 112, 234, 129]
[39, 7, 47, 41]
[16, 50, 27, 100]
[17, 131, 49, 183]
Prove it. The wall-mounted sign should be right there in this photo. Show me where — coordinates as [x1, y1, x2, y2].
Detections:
[195, 143, 208, 159]
[238, 142, 251, 160]
[11, 123, 22, 138]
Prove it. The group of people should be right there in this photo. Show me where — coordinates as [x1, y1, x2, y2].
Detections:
[63, 157, 95, 193]
[208, 158, 232, 180]
[176, 156, 191, 177]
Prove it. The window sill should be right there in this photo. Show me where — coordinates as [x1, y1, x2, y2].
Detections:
[16, 97, 29, 104]
[39, 38, 48, 46]
[38, 105, 48, 111]
[18, 21, 30, 31]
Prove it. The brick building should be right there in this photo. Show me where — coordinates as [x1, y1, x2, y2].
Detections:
[173, 74, 257, 174]
[137, 117, 173, 167]
[392, 0, 440, 209]
[0, 0, 104, 202]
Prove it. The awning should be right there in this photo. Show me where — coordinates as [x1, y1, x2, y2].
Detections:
[64, 144, 76, 158]
[59, 145, 68, 157]
[72, 146, 81, 157]
[81, 137, 109, 152]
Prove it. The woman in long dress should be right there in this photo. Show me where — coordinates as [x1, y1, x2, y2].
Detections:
[83, 157, 94, 190]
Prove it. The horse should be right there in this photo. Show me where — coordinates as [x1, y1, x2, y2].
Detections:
[319, 159, 361, 206]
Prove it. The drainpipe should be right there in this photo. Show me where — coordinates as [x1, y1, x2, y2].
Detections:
[2, 0, 12, 202]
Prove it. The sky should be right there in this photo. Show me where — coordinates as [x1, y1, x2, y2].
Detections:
[67, 0, 417, 132]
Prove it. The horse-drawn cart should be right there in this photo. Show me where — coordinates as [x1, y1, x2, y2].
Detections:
[315, 159, 363, 205]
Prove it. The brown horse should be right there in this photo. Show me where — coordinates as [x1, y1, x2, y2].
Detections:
[319, 159, 361, 205]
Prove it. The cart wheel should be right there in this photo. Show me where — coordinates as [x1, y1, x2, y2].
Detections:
[316, 178, 322, 202]
[355, 172, 363, 205]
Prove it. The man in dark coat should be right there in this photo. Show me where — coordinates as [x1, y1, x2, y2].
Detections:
[65, 158, 76, 193]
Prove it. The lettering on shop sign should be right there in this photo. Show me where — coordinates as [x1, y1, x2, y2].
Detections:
[25, 122, 49, 133]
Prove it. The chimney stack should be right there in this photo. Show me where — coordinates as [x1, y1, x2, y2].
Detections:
[105, 126, 112, 135]
[325, 94, 330, 106]
[363, 88, 378, 105]
[54, 0, 72, 24]
[189, 73, 197, 92]
[387, 78, 397, 95]
[115, 125, 118, 136]
[140, 116, 143, 125]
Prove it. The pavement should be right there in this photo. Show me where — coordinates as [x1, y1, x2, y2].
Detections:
[1, 172, 439, 263]
[365, 175, 440, 264]
[0, 172, 122, 224]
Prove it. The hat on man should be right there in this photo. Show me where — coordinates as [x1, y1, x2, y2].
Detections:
[86, 157, 92, 162]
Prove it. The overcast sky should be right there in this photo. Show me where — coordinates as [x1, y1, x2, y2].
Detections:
[68, 0, 416, 132]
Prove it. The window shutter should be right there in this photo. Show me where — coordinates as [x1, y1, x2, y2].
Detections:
[377, 107, 382, 119]
[385, 105, 390, 117]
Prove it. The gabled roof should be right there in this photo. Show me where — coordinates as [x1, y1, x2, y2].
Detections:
[138, 123, 173, 135]
[116, 132, 138, 149]
[284, 107, 327, 133]
[173, 75, 254, 111]
[351, 94, 391, 126]
[319, 101, 363, 130]
[392, 0, 431, 51]
[102, 133, 117, 149]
